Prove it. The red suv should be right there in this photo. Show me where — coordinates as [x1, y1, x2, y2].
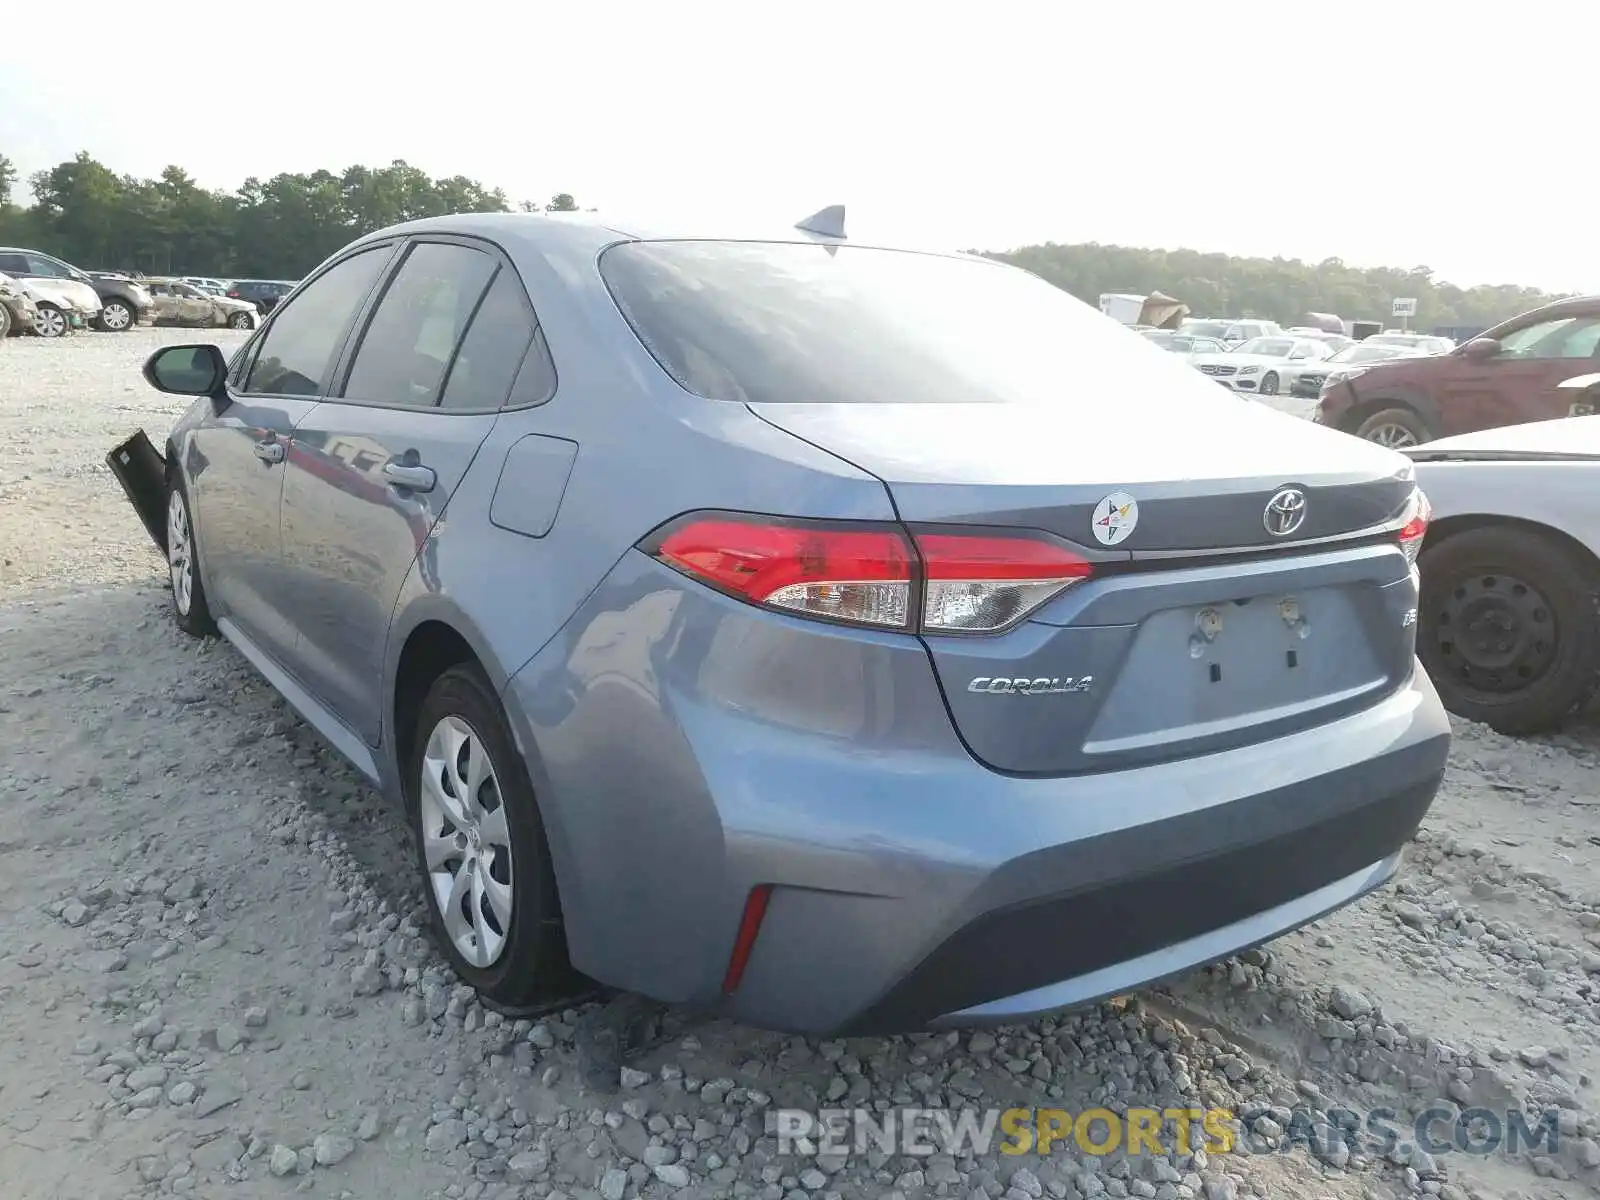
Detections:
[1316, 296, 1600, 447]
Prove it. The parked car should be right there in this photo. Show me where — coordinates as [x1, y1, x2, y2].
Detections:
[1179, 317, 1283, 347]
[1364, 332, 1455, 355]
[1288, 342, 1425, 399]
[179, 276, 230, 295]
[0, 247, 155, 331]
[145, 279, 258, 329]
[13, 274, 99, 336]
[107, 211, 1448, 1034]
[1285, 327, 1355, 354]
[0, 271, 39, 338]
[1139, 329, 1230, 358]
[1317, 296, 1600, 448]
[1189, 336, 1333, 395]
[1406, 373, 1600, 734]
[226, 278, 296, 315]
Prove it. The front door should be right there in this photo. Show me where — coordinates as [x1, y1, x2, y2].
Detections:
[193, 243, 396, 666]
[1439, 315, 1600, 434]
[278, 238, 537, 743]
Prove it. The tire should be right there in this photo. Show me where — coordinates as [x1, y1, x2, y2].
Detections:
[33, 303, 67, 338]
[98, 299, 135, 331]
[1354, 405, 1433, 448]
[1259, 371, 1280, 396]
[0, 303, 10, 340]
[1418, 526, 1600, 735]
[406, 665, 575, 1011]
[227, 310, 254, 330]
[166, 471, 217, 637]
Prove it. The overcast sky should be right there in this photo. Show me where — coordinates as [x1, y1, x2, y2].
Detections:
[3, 2, 1588, 292]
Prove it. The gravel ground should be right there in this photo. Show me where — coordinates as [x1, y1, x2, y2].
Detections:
[2, 328, 1599, 1200]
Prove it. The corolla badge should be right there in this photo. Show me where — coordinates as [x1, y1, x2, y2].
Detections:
[1263, 487, 1308, 536]
[967, 676, 1094, 695]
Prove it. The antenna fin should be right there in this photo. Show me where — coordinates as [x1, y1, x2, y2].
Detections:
[795, 204, 846, 238]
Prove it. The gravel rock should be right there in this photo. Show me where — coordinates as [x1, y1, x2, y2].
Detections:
[313, 1133, 357, 1166]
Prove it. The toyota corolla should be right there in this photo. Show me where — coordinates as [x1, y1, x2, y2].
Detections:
[106, 209, 1449, 1034]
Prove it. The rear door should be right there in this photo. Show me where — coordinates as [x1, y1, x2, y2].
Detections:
[188, 244, 395, 664]
[277, 236, 538, 743]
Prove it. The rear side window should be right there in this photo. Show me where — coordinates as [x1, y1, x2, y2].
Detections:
[342, 242, 498, 408]
[438, 268, 542, 410]
[599, 240, 1168, 406]
[243, 247, 389, 396]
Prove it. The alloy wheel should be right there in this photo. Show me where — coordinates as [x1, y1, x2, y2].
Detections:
[167, 490, 193, 616]
[34, 307, 66, 337]
[418, 715, 515, 968]
[101, 302, 132, 330]
[1364, 422, 1418, 449]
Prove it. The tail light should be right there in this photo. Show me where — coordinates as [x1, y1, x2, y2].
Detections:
[1397, 489, 1430, 565]
[644, 513, 1093, 635]
[226, 289, 241, 298]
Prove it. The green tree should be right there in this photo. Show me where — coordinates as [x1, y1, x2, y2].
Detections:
[545, 193, 578, 212]
[1, 150, 564, 278]
[987, 242, 1563, 331]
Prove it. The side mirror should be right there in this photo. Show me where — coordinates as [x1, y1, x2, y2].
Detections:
[1461, 337, 1501, 360]
[143, 343, 227, 396]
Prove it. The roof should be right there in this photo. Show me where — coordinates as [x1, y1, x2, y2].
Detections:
[348, 209, 981, 263]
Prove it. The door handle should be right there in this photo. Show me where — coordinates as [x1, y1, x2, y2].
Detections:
[382, 461, 436, 493]
[253, 438, 284, 464]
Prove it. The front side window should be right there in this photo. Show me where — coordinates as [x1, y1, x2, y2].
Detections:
[24, 254, 72, 278]
[341, 242, 498, 408]
[1497, 317, 1600, 359]
[599, 240, 1215, 406]
[242, 246, 389, 397]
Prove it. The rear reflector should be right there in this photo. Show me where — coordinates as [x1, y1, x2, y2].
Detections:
[1397, 489, 1430, 565]
[646, 513, 1093, 634]
[721, 884, 773, 994]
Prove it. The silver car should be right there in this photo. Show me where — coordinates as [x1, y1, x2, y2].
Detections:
[146, 279, 257, 329]
[108, 210, 1450, 1035]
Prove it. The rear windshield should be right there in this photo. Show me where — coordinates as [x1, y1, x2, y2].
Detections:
[599, 240, 1177, 405]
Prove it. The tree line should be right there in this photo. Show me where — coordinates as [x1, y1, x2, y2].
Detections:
[0, 151, 580, 280]
[0, 150, 1569, 328]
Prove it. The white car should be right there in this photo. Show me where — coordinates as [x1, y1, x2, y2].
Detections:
[1188, 336, 1333, 396]
[16, 277, 101, 337]
[1287, 342, 1427, 399]
[1178, 317, 1283, 347]
[1364, 332, 1455, 355]
[1139, 329, 1231, 358]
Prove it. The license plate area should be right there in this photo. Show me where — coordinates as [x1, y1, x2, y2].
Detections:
[1084, 587, 1390, 755]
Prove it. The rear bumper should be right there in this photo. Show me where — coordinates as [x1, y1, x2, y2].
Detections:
[501, 554, 1451, 1035]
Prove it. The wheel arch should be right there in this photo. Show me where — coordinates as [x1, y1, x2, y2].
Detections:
[385, 601, 580, 923]
[1342, 385, 1444, 437]
[1422, 512, 1600, 584]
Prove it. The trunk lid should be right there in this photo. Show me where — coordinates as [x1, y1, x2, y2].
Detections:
[750, 400, 1420, 775]
[747, 400, 1414, 551]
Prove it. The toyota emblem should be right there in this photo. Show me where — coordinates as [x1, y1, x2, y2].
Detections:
[1263, 487, 1308, 536]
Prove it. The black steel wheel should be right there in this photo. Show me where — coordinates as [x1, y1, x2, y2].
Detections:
[1419, 525, 1600, 734]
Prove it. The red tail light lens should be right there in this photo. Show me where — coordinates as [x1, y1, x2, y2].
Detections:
[917, 532, 1094, 632]
[1397, 489, 1430, 565]
[651, 516, 914, 628]
[646, 514, 1093, 634]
